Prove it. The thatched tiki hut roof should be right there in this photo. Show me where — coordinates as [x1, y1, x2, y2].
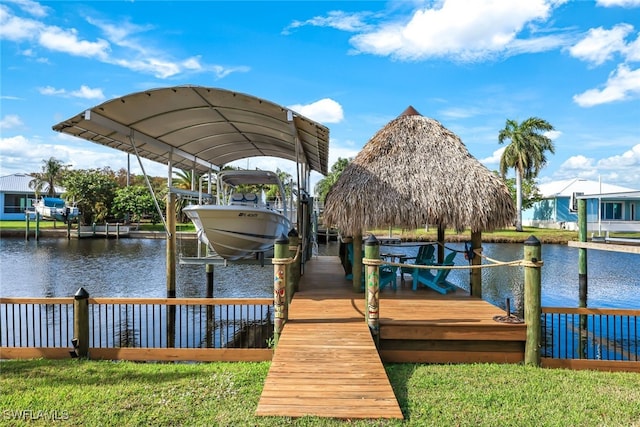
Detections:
[323, 106, 515, 236]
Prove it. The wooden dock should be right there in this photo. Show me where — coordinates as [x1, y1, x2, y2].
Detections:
[256, 256, 403, 419]
[256, 255, 526, 419]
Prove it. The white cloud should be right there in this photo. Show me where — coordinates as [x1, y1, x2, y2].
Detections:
[348, 0, 564, 62]
[597, 0, 640, 7]
[0, 114, 23, 130]
[327, 143, 359, 167]
[545, 130, 562, 140]
[5, 0, 49, 18]
[0, 4, 43, 40]
[70, 85, 105, 100]
[0, 133, 168, 177]
[288, 98, 344, 124]
[38, 26, 110, 59]
[625, 34, 640, 62]
[38, 86, 65, 96]
[38, 85, 105, 100]
[560, 154, 595, 170]
[569, 24, 634, 66]
[479, 147, 506, 165]
[0, 3, 247, 80]
[283, 10, 373, 35]
[555, 145, 640, 187]
[598, 143, 640, 168]
[573, 64, 640, 106]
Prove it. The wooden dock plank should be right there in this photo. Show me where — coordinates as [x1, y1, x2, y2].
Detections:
[256, 257, 403, 420]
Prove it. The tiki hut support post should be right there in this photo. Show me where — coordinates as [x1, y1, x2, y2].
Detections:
[524, 236, 542, 366]
[363, 235, 380, 346]
[352, 234, 363, 293]
[437, 225, 445, 264]
[470, 231, 482, 297]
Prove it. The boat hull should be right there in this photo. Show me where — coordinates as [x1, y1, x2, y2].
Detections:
[183, 205, 290, 260]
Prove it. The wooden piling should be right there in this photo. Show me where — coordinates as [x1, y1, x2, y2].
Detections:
[578, 198, 588, 307]
[470, 231, 482, 297]
[577, 198, 589, 356]
[273, 234, 290, 346]
[35, 212, 40, 241]
[73, 287, 89, 358]
[364, 235, 380, 346]
[524, 236, 542, 366]
[288, 228, 300, 298]
[352, 234, 363, 293]
[206, 264, 214, 298]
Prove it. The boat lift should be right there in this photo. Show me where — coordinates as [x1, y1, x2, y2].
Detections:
[52, 86, 330, 298]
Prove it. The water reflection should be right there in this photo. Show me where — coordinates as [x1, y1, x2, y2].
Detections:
[0, 237, 638, 309]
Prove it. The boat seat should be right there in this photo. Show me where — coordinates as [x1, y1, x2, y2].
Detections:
[230, 193, 245, 204]
[243, 193, 258, 204]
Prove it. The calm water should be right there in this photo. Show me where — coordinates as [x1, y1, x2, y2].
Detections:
[0, 237, 638, 311]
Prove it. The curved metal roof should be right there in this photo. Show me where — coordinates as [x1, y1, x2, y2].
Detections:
[52, 85, 330, 175]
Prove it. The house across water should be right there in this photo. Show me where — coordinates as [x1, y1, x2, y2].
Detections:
[0, 173, 65, 221]
[523, 178, 640, 233]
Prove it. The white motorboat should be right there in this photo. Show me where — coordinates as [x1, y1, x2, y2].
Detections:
[183, 170, 292, 260]
[33, 197, 80, 223]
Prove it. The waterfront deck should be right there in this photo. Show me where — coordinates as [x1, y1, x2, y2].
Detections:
[256, 256, 526, 419]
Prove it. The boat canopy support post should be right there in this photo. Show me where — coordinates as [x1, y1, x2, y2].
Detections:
[166, 151, 177, 299]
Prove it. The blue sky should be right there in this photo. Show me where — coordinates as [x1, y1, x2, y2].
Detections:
[1, 0, 639, 193]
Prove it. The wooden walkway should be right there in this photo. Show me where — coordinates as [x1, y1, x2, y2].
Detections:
[256, 256, 404, 419]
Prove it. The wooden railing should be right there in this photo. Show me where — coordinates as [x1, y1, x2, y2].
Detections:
[541, 307, 640, 372]
[0, 297, 273, 362]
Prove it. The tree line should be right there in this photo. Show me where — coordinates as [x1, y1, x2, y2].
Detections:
[28, 160, 294, 226]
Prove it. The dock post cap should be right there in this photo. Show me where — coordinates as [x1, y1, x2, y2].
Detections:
[365, 235, 379, 246]
[524, 235, 541, 246]
[276, 233, 290, 244]
[74, 287, 89, 299]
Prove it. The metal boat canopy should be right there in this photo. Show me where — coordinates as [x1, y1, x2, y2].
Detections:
[51, 85, 330, 175]
[217, 169, 285, 187]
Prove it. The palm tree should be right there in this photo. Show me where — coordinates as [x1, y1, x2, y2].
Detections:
[499, 117, 555, 231]
[29, 157, 67, 197]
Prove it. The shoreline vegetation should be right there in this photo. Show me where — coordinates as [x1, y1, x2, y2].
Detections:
[1, 359, 638, 426]
[3, 220, 638, 244]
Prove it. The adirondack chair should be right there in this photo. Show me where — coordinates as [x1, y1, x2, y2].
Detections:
[345, 241, 399, 291]
[412, 251, 457, 294]
[401, 244, 435, 275]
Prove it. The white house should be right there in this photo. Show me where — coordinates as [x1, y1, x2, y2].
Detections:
[0, 173, 63, 221]
[522, 178, 640, 232]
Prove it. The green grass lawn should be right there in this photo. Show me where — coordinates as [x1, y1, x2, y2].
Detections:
[1, 359, 638, 426]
